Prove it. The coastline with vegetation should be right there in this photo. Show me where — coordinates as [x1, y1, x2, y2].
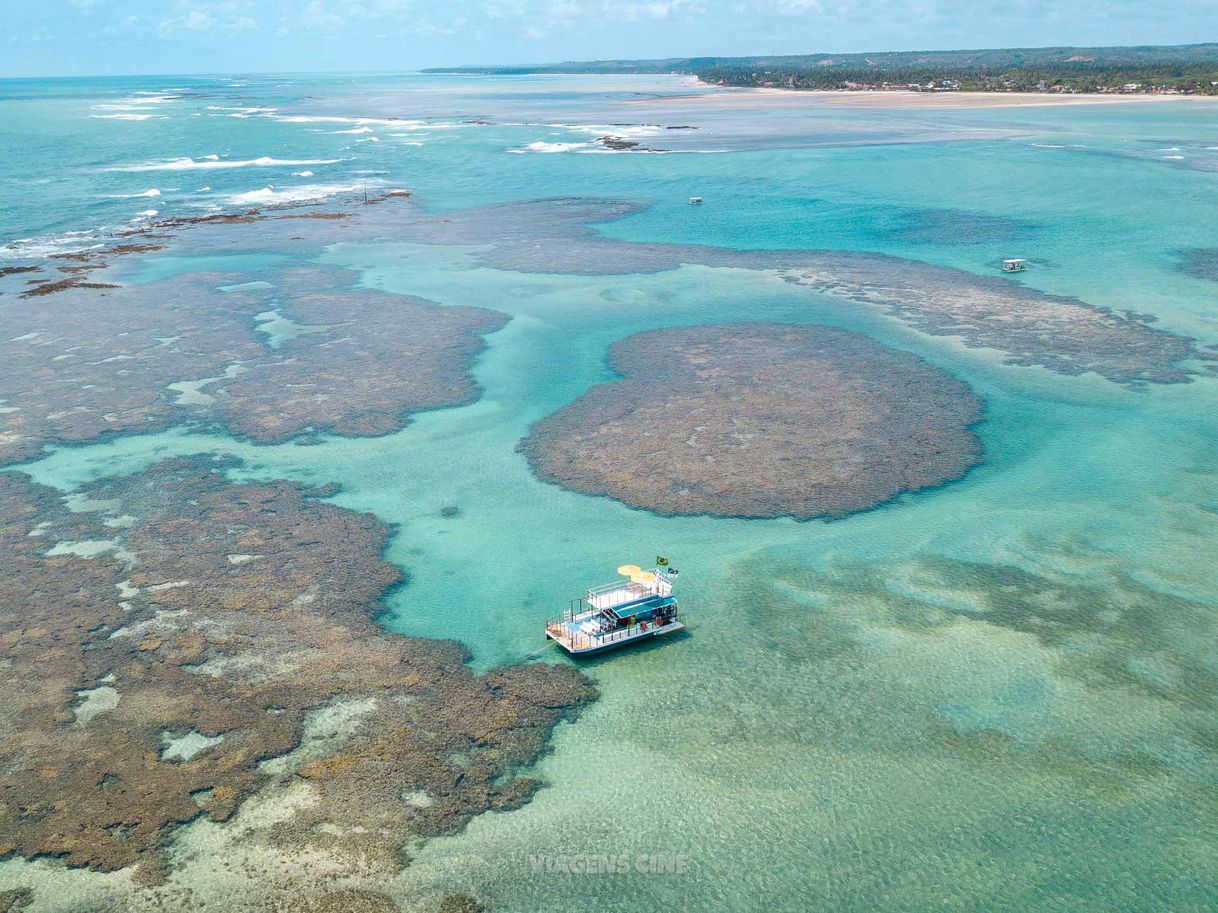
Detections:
[425, 42, 1218, 96]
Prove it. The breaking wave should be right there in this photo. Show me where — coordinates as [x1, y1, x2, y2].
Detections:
[225, 183, 366, 206]
[114, 156, 343, 172]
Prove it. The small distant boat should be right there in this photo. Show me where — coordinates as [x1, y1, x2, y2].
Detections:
[688, 196, 704, 205]
[1002, 258, 1027, 273]
[546, 562, 684, 656]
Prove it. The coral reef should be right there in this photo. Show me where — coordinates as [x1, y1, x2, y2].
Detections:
[212, 267, 507, 443]
[1177, 247, 1218, 282]
[386, 197, 1197, 385]
[2, 193, 1186, 474]
[0, 265, 505, 464]
[0, 458, 594, 873]
[522, 323, 983, 519]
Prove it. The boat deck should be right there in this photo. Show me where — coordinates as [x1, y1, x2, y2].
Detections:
[547, 615, 684, 655]
[547, 593, 682, 656]
[587, 576, 672, 611]
[547, 565, 682, 656]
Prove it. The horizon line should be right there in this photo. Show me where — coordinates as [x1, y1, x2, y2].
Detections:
[5, 39, 1218, 81]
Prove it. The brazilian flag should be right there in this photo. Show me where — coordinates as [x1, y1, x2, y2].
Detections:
[656, 556, 669, 567]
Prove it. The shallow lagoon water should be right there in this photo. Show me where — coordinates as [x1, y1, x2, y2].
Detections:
[4, 76, 1218, 911]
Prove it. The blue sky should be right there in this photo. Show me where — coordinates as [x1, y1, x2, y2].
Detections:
[6, 1, 1218, 77]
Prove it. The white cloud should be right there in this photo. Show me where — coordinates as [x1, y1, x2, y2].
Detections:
[284, 0, 417, 30]
[482, 0, 527, 17]
[606, 1, 695, 22]
[505, 0, 703, 39]
[775, 0, 822, 12]
[296, 0, 345, 29]
[157, 1, 259, 36]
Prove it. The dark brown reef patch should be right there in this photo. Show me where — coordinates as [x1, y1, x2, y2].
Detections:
[521, 323, 983, 519]
[1177, 248, 1218, 283]
[0, 264, 506, 464]
[385, 197, 1198, 386]
[0, 457, 594, 874]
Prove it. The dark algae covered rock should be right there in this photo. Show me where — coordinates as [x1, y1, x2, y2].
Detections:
[522, 323, 984, 519]
[0, 458, 594, 874]
[0, 264, 505, 464]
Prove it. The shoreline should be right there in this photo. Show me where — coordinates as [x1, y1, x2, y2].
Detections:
[681, 84, 1218, 108]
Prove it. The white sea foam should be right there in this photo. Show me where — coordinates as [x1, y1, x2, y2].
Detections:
[206, 105, 278, 118]
[555, 123, 667, 139]
[510, 138, 689, 155]
[332, 126, 376, 134]
[93, 95, 179, 111]
[226, 183, 364, 206]
[274, 114, 415, 126]
[109, 189, 162, 199]
[115, 156, 342, 172]
[90, 113, 168, 121]
[513, 141, 596, 154]
[293, 171, 314, 177]
[0, 235, 106, 259]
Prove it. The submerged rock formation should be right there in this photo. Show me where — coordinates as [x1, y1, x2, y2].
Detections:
[522, 323, 983, 519]
[0, 194, 1196, 472]
[1177, 247, 1218, 282]
[0, 458, 594, 873]
[386, 196, 1197, 385]
[0, 265, 505, 465]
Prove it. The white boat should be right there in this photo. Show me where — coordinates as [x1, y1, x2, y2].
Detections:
[546, 563, 684, 656]
[688, 196, 704, 205]
[1002, 258, 1027, 272]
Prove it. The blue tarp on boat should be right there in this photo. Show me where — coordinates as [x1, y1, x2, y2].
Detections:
[605, 594, 677, 621]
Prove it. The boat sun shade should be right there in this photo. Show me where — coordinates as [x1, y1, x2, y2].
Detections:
[606, 594, 676, 621]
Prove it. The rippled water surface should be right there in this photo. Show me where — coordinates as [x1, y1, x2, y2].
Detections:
[3, 74, 1218, 912]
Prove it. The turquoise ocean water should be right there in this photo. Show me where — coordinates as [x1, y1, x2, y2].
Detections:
[3, 75, 1218, 911]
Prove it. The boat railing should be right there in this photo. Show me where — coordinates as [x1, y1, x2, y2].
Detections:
[586, 580, 648, 599]
[558, 597, 584, 623]
[586, 570, 672, 604]
[546, 608, 680, 652]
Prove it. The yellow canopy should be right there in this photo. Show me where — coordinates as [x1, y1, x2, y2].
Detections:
[617, 564, 642, 577]
[630, 571, 656, 585]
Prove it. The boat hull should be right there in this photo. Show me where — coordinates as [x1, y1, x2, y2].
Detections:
[548, 620, 685, 656]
